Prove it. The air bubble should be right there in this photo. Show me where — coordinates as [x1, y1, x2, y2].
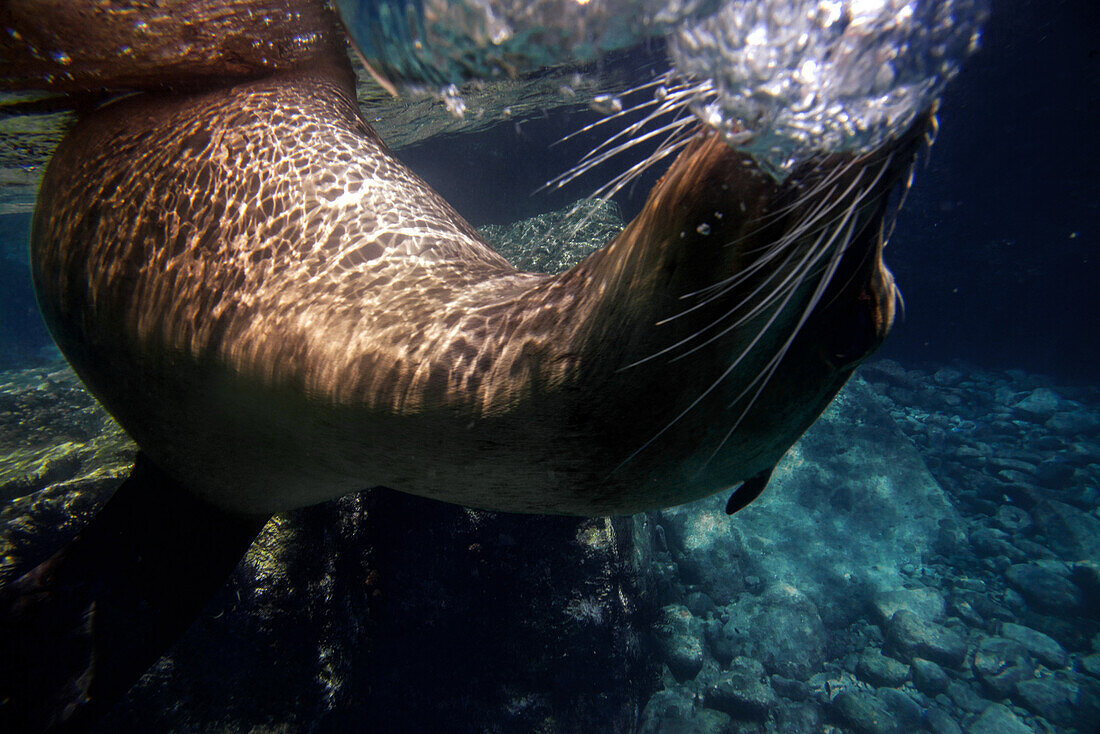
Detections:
[590, 94, 623, 115]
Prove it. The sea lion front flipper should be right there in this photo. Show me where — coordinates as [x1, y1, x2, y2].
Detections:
[724, 466, 775, 516]
[0, 453, 267, 732]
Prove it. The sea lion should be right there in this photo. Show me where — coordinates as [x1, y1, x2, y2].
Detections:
[0, 0, 926, 728]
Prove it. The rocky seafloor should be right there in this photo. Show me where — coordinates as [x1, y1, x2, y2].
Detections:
[636, 360, 1100, 734]
[1, 202, 1098, 733]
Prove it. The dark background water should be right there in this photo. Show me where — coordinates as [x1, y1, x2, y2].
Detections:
[2, 0, 1097, 382]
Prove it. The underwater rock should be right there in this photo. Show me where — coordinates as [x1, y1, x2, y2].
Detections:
[1081, 654, 1100, 678]
[871, 587, 946, 625]
[0, 362, 135, 586]
[1012, 388, 1062, 421]
[1034, 459, 1075, 490]
[830, 689, 899, 734]
[1030, 500, 1100, 561]
[945, 680, 990, 714]
[1044, 410, 1100, 437]
[682, 591, 718, 619]
[998, 623, 1069, 669]
[876, 688, 923, 729]
[886, 609, 968, 669]
[1072, 560, 1100, 610]
[702, 656, 777, 720]
[659, 502, 749, 607]
[925, 706, 964, 734]
[717, 584, 826, 681]
[969, 527, 1027, 563]
[855, 650, 910, 687]
[932, 368, 964, 386]
[770, 675, 810, 702]
[774, 702, 824, 734]
[967, 703, 1036, 734]
[1012, 676, 1080, 727]
[911, 658, 950, 696]
[991, 505, 1033, 535]
[637, 686, 733, 734]
[103, 492, 654, 732]
[654, 604, 705, 683]
[1004, 563, 1083, 614]
[972, 637, 1035, 698]
[703, 377, 957, 627]
[861, 359, 918, 389]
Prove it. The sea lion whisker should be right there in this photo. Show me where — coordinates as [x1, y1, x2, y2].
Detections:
[629, 189, 853, 374]
[895, 285, 907, 322]
[702, 212, 864, 469]
[587, 133, 694, 202]
[669, 203, 854, 366]
[562, 87, 692, 168]
[548, 109, 697, 194]
[683, 155, 877, 305]
[552, 73, 682, 146]
[671, 181, 846, 308]
[543, 78, 707, 194]
[654, 226, 814, 331]
[662, 247, 793, 320]
[556, 96, 661, 144]
[614, 206, 842, 471]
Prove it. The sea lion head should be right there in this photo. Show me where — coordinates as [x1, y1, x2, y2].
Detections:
[550, 110, 927, 511]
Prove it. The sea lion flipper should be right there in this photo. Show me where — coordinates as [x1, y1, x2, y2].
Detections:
[724, 466, 775, 515]
[0, 454, 267, 732]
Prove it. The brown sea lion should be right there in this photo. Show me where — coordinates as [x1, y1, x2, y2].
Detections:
[0, 0, 926, 729]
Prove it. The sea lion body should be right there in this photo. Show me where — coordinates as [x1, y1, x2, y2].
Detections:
[3, 1, 926, 726]
[33, 58, 909, 516]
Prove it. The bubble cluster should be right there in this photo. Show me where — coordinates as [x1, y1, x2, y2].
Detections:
[337, 0, 988, 170]
[670, 0, 988, 171]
